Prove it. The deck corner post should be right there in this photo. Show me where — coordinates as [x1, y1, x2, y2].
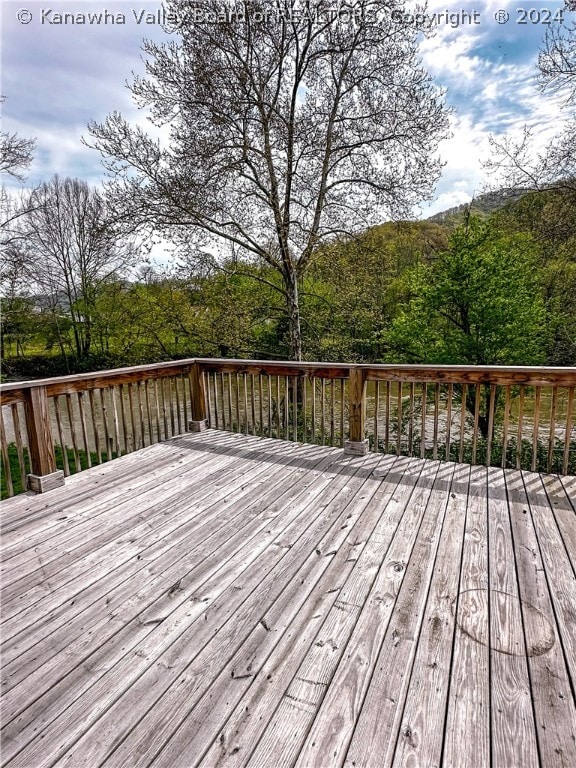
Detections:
[188, 362, 208, 432]
[345, 366, 369, 456]
[23, 385, 65, 493]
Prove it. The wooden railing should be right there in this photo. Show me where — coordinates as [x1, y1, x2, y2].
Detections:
[1, 359, 575, 497]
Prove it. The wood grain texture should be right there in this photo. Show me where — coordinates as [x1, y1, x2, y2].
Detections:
[442, 465, 490, 768]
[0, 434, 574, 768]
[23, 386, 56, 476]
[505, 470, 576, 767]
[486, 466, 538, 768]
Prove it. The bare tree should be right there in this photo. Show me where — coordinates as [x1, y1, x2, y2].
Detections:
[539, 14, 576, 99]
[17, 175, 137, 358]
[87, 0, 449, 360]
[485, 18, 576, 194]
[0, 96, 36, 182]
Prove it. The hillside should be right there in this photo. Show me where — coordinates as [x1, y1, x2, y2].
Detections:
[428, 188, 526, 225]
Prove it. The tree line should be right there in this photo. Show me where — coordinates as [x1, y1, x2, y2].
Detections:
[1, 183, 575, 378]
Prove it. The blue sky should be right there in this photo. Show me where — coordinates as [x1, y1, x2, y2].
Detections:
[1, 0, 572, 217]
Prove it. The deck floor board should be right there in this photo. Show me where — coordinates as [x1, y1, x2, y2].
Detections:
[1, 430, 574, 768]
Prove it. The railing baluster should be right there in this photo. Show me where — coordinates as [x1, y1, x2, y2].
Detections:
[172, 376, 181, 435]
[420, 382, 427, 459]
[168, 378, 176, 436]
[502, 386, 511, 469]
[471, 384, 481, 466]
[531, 386, 541, 472]
[445, 383, 453, 461]
[99, 388, 112, 461]
[547, 386, 558, 473]
[328, 379, 334, 446]
[516, 385, 525, 470]
[433, 383, 440, 461]
[110, 386, 121, 455]
[128, 383, 138, 449]
[134, 381, 146, 448]
[11, 403, 27, 487]
[293, 376, 298, 442]
[563, 386, 574, 476]
[227, 373, 233, 432]
[397, 381, 403, 456]
[145, 381, 154, 444]
[320, 378, 326, 445]
[251, 374, 257, 435]
[385, 380, 391, 453]
[259, 375, 264, 437]
[459, 383, 467, 464]
[284, 375, 290, 441]
[180, 374, 188, 432]
[0, 407, 14, 497]
[66, 394, 81, 472]
[311, 377, 316, 444]
[89, 389, 103, 463]
[234, 373, 240, 432]
[374, 380, 380, 453]
[54, 395, 70, 475]
[118, 384, 129, 452]
[213, 373, 220, 430]
[486, 384, 496, 468]
[219, 373, 226, 431]
[77, 392, 92, 468]
[267, 374, 273, 437]
[340, 378, 345, 448]
[302, 376, 308, 443]
[408, 382, 415, 456]
[243, 373, 249, 434]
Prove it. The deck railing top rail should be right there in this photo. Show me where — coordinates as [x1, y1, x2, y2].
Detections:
[2, 359, 576, 395]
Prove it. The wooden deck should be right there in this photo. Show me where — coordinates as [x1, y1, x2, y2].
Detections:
[1, 430, 575, 768]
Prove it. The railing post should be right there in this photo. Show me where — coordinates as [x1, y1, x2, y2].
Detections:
[345, 366, 368, 455]
[188, 362, 208, 432]
[23, 386, 65, 493]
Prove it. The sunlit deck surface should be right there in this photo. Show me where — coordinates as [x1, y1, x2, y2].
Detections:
[1, 430, 575, 768]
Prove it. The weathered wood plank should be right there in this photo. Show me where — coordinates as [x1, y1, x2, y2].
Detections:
[341, 462, 454, 768]
[486, 466, 538, 768]
[505, 469, 576, 767]
[526, 471, 576, 694]
[540, 473, 576, 575]
[442, 465, 490, 768]
[390, 464, 470, 768]
[293, 458, 440, 768]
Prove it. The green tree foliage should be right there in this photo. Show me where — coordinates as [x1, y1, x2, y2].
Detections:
[303, 221, 448, 360]
[384, 217, 546, 365]
[494, 188, 576, 365]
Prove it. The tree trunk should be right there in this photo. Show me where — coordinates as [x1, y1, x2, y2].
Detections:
[284, 268, 303, 361]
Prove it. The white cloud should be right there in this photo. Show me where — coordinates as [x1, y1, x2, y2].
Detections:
[1, 0, 569, 223]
